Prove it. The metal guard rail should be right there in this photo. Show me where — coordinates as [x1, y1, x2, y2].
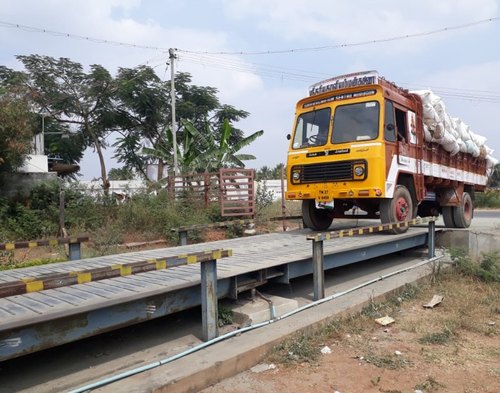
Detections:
[0, 236, 89, 260]
[307, 217, 437, 301]
[0, 249, 231, 298]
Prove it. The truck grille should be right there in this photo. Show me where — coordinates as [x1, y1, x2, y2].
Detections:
[300, 161, 355, 183]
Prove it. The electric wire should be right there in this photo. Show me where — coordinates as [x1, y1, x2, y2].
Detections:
[179, 17, 500, 55]
[2, 18, 499, 102]
[0, 20, 169, 51]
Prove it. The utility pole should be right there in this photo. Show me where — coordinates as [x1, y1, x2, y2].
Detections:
[169, 48, 178, 176]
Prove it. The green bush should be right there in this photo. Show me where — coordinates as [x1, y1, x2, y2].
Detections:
[0, 201, 57, 240]
[450, 248, 500, 282]
[475, 189, 500, 208]
[0, 181, 231, 245]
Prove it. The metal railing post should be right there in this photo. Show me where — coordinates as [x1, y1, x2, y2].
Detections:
[427, 219, 436, 258]
[312, 239, 325, 300]
[69, 242, 81, 260]
[201, 258, 218, 341]
[179, 230, 188, 246]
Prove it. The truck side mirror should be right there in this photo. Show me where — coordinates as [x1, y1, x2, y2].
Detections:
[286, 134, 291, 140]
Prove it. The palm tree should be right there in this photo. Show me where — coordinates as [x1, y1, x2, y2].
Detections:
[185, 119, 263, 172]
[141, 119, 264, 177]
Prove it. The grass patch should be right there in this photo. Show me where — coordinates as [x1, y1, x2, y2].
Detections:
[418, 327, 454, 345]
[218, 305, 234, 327]
[364, 353, 413, 369]
[414, 376, 445, 392]
[270, 331, 319, 365]
[450, 249, 500, 283]
[0, 256, 67, 271]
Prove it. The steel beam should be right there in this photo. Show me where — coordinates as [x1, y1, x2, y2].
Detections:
[201, 259, 218, 341]
[69, 242, 81, 260]
[288, 233, 428, 279]
[312, 240, 324, 300]
[179, 231, 188, 246]
[427, 220, 436, 258]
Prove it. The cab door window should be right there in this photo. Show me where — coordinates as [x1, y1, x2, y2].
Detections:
[394, 106, 408, 143]
[384, 100, 396, 142]
[292, 108, 331, 149]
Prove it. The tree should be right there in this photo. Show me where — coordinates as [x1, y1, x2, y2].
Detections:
[488, 163, 500, 188]
[0, 66, 36, 172]
[271, 163, 285, 179]
[42, 115, 86, 167]
[256, 164, 285, 180]
[113, 65, 170, 179]
[189, 119, 263, 172]
[108, 167, 135, 180]
[256, 166, 271, 181]
[113, 70, 251, 179]
[17, 55, 116, 193]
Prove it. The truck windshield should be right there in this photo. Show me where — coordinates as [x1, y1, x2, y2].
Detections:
[332, 101, 379, 143]
[292, 108, 331, 149]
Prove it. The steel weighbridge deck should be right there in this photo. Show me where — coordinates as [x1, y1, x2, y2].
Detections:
[0, 224, 433, 361]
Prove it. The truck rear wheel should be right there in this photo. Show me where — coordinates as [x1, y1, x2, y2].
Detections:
[302, 200, 334, 231]
[452, 192, 473, 228]
[380, 185, 413, 234]
[442, 206, 456, 228]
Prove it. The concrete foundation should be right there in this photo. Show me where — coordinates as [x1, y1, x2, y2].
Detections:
[230, 294, 299, 325]
[437, 229, 500, 260]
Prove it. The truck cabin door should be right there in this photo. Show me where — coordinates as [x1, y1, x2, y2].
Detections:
[385, 99, 418, 163]
[394, 104, 418, 165]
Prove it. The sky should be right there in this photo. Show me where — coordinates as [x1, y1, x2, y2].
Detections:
[1, 0, 499, 180]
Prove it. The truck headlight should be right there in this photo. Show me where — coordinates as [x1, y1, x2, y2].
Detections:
[291, 168, 302, 183]
[354, 165, 365, 177]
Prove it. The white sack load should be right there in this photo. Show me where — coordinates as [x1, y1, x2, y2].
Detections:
[423, 124, 433, 142]
[487, 155, 499, 169]
[465, 140, 480, 157]
[411, 89, 493, 159]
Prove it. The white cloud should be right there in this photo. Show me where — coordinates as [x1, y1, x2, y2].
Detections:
[221, 0, 498, 51]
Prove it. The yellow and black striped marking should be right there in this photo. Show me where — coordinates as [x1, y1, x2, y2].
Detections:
[173, 219, 255, 232]
[0, 249, 232, 298]
[0, 236, 89, 251]
[306, 217, 436, 242]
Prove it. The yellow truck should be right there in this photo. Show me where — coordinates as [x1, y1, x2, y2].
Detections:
[286, 71, 492, 232]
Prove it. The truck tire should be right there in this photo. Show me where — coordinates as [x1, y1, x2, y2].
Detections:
[442, 206, 456, 228]
[452, 192, 473, 228]
[380, 185, 413, 234]
[302, 200, 334, 231]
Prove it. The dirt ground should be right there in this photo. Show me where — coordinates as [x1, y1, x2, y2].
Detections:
[202, 274, 500, 393]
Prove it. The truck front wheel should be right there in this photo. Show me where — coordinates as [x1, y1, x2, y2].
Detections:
[452, 192, 473, 228]
[380, 185, 413, 234]
[302, 200, 334, 231]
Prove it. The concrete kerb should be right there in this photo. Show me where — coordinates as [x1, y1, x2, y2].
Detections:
[94, 258, 439, 393]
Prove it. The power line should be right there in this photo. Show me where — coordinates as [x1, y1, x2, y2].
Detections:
[2, 16, 498, 57]
[179, 16, 500, 55]
[3, 19, 499, 102]
[0, 20, 169, 51]
[179, 53, 500, 102]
